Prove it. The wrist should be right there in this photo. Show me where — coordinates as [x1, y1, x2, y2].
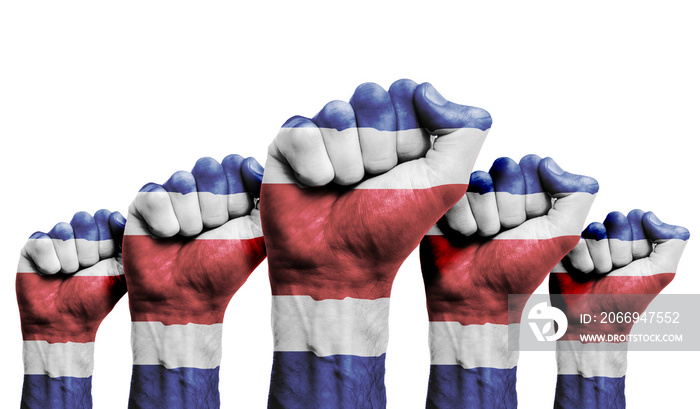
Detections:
[429, 322, 518, 369]
[24, 341, 95, 378]
[131, 321, 223, 369]
[556, 340, 628, 378]
[269, 295, 390, 408]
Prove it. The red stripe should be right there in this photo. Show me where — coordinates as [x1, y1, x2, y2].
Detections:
[261, 183, 468, 300]
[16, 273, 126, 343]
[123, 235, 266, 325]
[421, 235, 580, 325]
[550, 272, 675, 341]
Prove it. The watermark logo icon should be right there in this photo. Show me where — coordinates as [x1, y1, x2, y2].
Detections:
[527, 301, 568, 342]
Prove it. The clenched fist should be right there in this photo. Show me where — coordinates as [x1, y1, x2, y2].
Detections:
[261, 79, 491, 408]
[420, 155, 598, 408]
[122, 155, 266, 409]
[550, 210, 689, 409]
[17, 210, 126, 409]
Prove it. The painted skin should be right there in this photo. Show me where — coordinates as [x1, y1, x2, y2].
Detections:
[261, 79, 492, 408]
[420, 155, 598, 408]
[17, 210, 126, 409]
[122, 155, 266, 409]
[550, 210, 689, 409]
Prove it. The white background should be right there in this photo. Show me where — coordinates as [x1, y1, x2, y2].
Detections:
[1, 1, 698, 407]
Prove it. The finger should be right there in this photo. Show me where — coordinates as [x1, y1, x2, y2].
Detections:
[411, 82, 490, 189]
[643, 212, 690, 274]
[132, 182, 180, 237]
[490, 157, 526, 229]
[108, 211, 126, 252]
[388, 79, 431, 162]
[538, 157, 599, 236]
[95, 209, 116, 258]
[349, 82, 398, 175]
[312, 100, 364, 185]
[466, 171, 500, 236]
[274, 116, 334, 186]
[241, 156, 264, 198]
[567, 238, 595, 274]
[519, 154, 551, 218]
[163, 170, 203, 236]
[628, 209, 652, 259]
[604, 211, 633, 268]
[444, 194, 478, 236]
[71, 211, 100, 268]
[192, 157, 228, 229]
[23, 232, 61, 274]
[582, 222, 613, 274]
[47, 222, 80, 274]
[221, 154, 255, 217]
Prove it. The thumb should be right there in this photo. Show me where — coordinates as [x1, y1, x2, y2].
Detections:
[538, 157, 599, 236]
[643, 212, 690, 274]
[413, 82, 491, 186]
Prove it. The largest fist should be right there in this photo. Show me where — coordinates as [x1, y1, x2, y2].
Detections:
[262, 79, 492, 299]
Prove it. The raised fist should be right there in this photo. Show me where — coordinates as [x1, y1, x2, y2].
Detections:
[17, 210, 126, 409]
[550, 210, 689, 409]
[122, 154, 266, 409]
[419, 155, 598, 408]
[261, 79, 491, 408]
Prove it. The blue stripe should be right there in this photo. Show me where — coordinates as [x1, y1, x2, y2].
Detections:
[490, 157, 525, 195]
[627, 209, 646, 242]
[129, 365, 220, 409]
[241, 156, 263, 198]
[349, 82, 396, 132]
[519, 154, 544, 194]
[163, 170, 197, 195]
[389, 78, 421, 131]
[643, 212, 690, 241]
[22, 374, 92, 409]
[414, 82, 492, 132]
[46, 222, 73, 241]
[268, 351, 386, 409]
[604, 211, 631, 241]
[312, 100, 357, 132]
[468, 170, 494, 194]
[281, 115, 316, 129]
[70, 212, 98, 241]
[192, 157, 227, 195]
[554, 374, 625, 409]
[582, 222, 607, 241]
[426, 365, 517, 409]
[538, 157, 599, 195]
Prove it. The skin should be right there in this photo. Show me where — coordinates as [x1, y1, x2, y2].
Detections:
[550, 210, 689, 409]
[420, 155, 598, 408]
[122, 154, 266, 409]
[262, 79, 491, 408]
[17, 210, 126, 409]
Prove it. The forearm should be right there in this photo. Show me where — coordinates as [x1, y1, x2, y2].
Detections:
[128, 322, 223, 409]
[268, 295, 390, 408]
[554, 341, 627, 409]
[426, 322, 518, 409]
[22, 341, 95, 409]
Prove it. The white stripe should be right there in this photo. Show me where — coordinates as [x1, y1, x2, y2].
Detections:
[429, 322, 519, 369]
[495, 192, 596, 240]
[17, 255, 124, 276]
[125, 198, 262, 240]
[272, 295, 390, 357]
[23, 341, 94, 378]
[609, 239, 687, 276]
[263, 127, 488, 187]
[131, 322, 223, 369]
[557, 341, 627, 378]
